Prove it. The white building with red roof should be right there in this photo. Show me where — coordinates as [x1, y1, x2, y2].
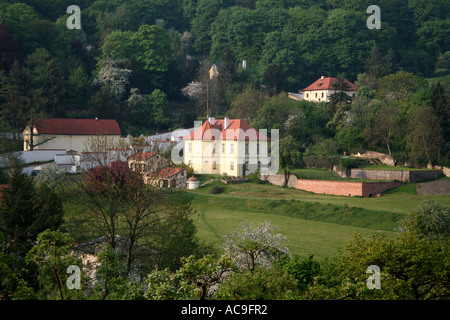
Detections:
[22, 118, 121, 152]
[292, 76, 358, 103]
[182, 117, 271, 177]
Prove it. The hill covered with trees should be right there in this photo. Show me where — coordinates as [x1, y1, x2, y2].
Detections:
[0, 0, 449, 165]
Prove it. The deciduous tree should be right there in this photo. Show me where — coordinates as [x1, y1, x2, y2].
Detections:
[407, 104, 444, 165]
[222, 220, 290, 272]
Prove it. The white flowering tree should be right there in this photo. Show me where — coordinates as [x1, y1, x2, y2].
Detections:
[94, 58, 132, 100]
[181, 59, 223, 116]
[181, 81, 205, 101]
[33, 162, 65, 191]
[222, 220, 290, 272]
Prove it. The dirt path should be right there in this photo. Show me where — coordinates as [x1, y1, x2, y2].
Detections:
[416, 179, 450, 196]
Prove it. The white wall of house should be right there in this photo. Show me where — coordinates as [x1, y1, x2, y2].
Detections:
[23, 127, 121, 153]
[303, 89, 357, 103]
[184, 139, 267, 177]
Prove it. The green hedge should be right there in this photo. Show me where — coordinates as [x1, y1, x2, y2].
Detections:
[303, 156, 340, 169]
[303, 156, 370, 170]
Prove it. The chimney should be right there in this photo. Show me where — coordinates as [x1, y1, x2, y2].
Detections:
[321, 76, 324, 80]
[224, 117, 229, 129]
[208, 116, 215, 125]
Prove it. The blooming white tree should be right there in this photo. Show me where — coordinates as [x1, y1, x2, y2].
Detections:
[94, 58, 132, 100]
[33, 162, 65, 191]
[223, 220, 290, 272]
[181, 81, 205, 101]
[181, 59, 222, 116]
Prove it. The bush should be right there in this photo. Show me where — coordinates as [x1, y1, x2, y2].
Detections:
[210, 185, 225, 194]
[337, 158, 370, 170]
[303, 156, 339, 169]
[247, 169, 266, 184]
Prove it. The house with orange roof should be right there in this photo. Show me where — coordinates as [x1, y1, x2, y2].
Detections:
[127, 152, 169, 179]
[293, 76, 358, 103]
[127, 152, 186, 188]
[147, 166, 187, 188]
[182, 117, 271, 177]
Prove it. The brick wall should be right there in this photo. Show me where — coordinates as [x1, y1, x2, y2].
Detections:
[296, 179, 404, 197]
[296, 179, 364, 197]
[361, 181, 403, 197]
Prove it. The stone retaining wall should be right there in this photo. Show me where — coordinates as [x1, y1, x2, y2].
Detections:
[260, 173, 404, 197]
[261, 173, 298, 188]
[350, 169, 442, 182]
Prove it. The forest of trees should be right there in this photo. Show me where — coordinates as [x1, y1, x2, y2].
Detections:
[0, 0, 449, 166]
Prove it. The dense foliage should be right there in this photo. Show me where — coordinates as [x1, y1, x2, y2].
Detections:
[0, 1, 448, 165]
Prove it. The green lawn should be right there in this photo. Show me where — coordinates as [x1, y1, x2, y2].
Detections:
[187, 179, 450, 259]
[193, 201, 392, 260]
[289, 168, 342, 180]
[188, 179, 450, 214]
[61, 177, 450, 261]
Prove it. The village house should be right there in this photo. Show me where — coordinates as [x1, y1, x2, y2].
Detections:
[289, 76, 358, 103]
[182, 117, 270, 177]
[127, 152, 170, 176]
[22, 118, 121, 152]
[127, 152, 187, 188]
[147, 167, 187, 188]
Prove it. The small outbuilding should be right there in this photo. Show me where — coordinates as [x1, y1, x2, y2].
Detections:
[187, 176, 199, 189]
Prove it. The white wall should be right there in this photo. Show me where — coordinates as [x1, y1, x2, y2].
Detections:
[24, 133, 121, 153]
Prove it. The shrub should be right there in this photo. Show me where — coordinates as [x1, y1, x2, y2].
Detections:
[303, 156, 339, 169]
[210, 185, 225, 194]
[337, 158, 370, 170]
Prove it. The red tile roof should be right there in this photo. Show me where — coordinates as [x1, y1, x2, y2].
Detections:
[150, 167, 186, 178]
[0, 185, 10, 201]
[31, 119, 121, 135]
[183, 119, 270, 141]
[303, 77, 358, 92]
[128, 152, 157, 160]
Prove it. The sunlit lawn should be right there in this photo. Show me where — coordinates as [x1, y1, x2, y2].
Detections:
[187, 179, 450, 259]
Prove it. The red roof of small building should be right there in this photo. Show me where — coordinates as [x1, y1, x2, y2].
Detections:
[183, 119, 270, 141]
[128, 152, 157, 160]
[0, 185, 10, 201]
[30, 119, 121, 135]
[150, 167, 186, 178]
[303, 77, 358, 92]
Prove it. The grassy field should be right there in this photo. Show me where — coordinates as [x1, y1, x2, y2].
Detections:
[61, 176, 450, 261]
[186, 179, 450, 259]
